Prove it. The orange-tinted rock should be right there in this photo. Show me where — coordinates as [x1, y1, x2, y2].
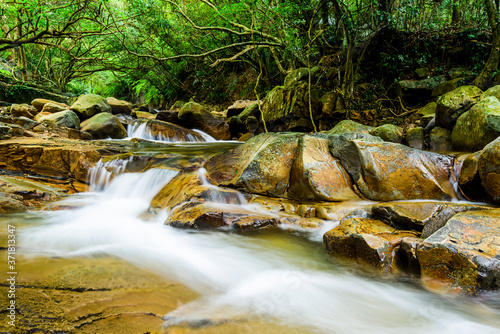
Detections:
[417, 209, 500, 293]
[333, 140, 457, 201]
[323, 217, 418, 271]
[106, 97, 133, 115]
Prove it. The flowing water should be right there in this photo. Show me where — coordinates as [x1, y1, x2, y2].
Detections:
[9, 129, 500, 333]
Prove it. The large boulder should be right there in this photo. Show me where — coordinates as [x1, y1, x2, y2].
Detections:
[323, 217, 417, 272]
[178, 102, 230, 140]
[38, 110, 80, 130]
[71, 94, 111, 119]
[80, 112, 127, 139]
[205, 133, 359, 201]
[478, 137, 500, 202]
[41, 102, 69, 114]
[451, 96, 500, 151]
[327, 120, 372, 135]
[332, 140, 457, 201]
[435, 85, 482, 129]
[417, 209, 500, 293]
[106, 97, 133, 115]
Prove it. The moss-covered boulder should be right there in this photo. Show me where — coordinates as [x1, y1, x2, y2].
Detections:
[478, 137, 500, 202]
[369, 124, 403, 143]
[71, 94, 111, 119]
[451, 96, 500, 151]
[41, 101, 69, 114]
[406, 127, 424, 150]
[481, 84, 500, 101]
[417, 209, 500, 293]
[332, 140, 457, 201]
[435, 85, 482, 129]
[80, 112, 127, 139]
[38, 110, 80, 130]
[327, 120, 372, 135]
[324, 217, 417, 272]
[178, 102, 230, 140]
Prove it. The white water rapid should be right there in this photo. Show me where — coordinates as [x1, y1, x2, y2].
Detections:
[18, 162, 500, 333]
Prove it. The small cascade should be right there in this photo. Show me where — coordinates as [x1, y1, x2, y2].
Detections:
[198, 167, 247, 204]
[192, 129, 217, 142]
[88, 157, 133, 192]
[451, 155, 467, 201]
[127, 121, 207, 143]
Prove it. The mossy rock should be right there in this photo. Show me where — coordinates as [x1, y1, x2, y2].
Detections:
[369, 124, 403, 143]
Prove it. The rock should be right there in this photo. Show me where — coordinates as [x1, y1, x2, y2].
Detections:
[406, 126, 424, 150]
[205, 133, 358, 201]
[323, 217, 417, 271]
[431, 77, 465, 97]
[178, 102, 230, 140]
[481, 84, 500, 101]
[435, 85, 482, 129]
[135, 111, 156, 119]
[165, 202, 278, 231]
[41, 102, 69, 114]
[0, 137, 133, 182]
[415, 67, 431, 78]
[80, 112, 127, 139]
[371, 201, 491, 235]
[369, 124, 403, 143]
[396, 237, 422, 275]
[284, 68, 310, 89]
[458, 152, 489, 202]
[131, 119, 205, 142]
[34, 111, 52, 122]
[38, 110, 80, 130]
[71, 94, 111, 119]
[31, 98, 54, 112]
[418, 102, 437, 117]
[0, 175, 67, 207]
[0, 123, 12, 139]
[238, 133, 254, 142]
[396, 76, 446, 102]
[31, 123, 92, 141]
[170, 100, 186, 110]
[448, 67, 474, 79]
[227, 115, 245, 138]
[0, 196, 26, 213]
[106, 97, 133, 115]
[451, 96, 500, 151]
[238, 102, 260, 122]
[429, 127, 453, 152]
[478, 137, 500, 202]
[10, 103, 37, 119]
[327, 120, 372, 135]
[319, 91, 346, 128]
[245, 115, 259, 133]
[332, 140, 457, 201]
[156, 110, 179, 124]
[417, 209, 500, 293]
[0, 115, 38, 130]
[227, 100, 257, 118]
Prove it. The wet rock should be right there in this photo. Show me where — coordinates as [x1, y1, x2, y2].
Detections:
[205, 133, 358, 201]
[178, 102, 230, 140]
[80, 112, 127, 139]
[0, 122, 12, 139]
[396, 237, 422, 275]
[452, 96, 500, 151]
[417, 209, 500, 293]
[288, 135, 359, 201]
[458, 152, 489, 201]
[41, 101, 69, 114]
[166, 202, 278, 231]
[327, 120, 372, 135]
[0, 196, 26, 213]
[132, 119, 205, 141]
[71, 93, 111, 119]
[323, 217, 417, 271]
[38, 110, 80, 130]
[435, 85, 482, 129]
[478, 137, 500, 202]
[0, 175, 67, 207]
[332, 140, 457, 201]
[371, 201, 491, 235]
[369, 124, 403, 143]
[428, 126, 453, 152]
[10, 103, 37, 119]
[406, 126, 424, 150]
[106, 97, 133, 115]
[156, 110, 179, 124]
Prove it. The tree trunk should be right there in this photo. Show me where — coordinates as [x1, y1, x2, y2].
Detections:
[15, 16, 28, 81]
[474, 0, 500, 89]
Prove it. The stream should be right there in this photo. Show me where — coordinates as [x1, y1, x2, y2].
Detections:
[10, 124, 500, 333]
